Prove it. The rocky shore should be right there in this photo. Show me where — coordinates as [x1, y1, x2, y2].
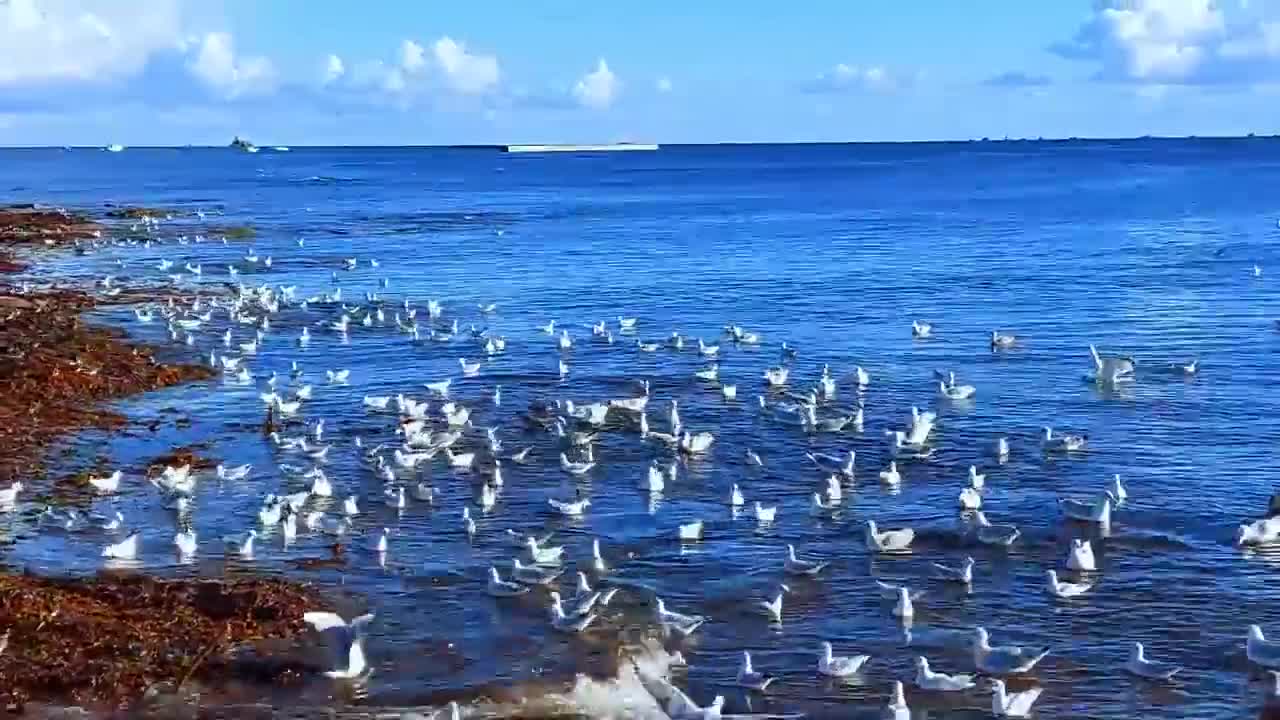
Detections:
[0, 206, 331, 712]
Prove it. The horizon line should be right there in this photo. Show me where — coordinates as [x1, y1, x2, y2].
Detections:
[3, 133, 1279, 150]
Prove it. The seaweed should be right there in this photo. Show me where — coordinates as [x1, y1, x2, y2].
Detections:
[0, 572, 329, 709]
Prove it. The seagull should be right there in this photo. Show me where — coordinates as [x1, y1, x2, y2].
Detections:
[854, 365, 871, 387]
[757, 585, 788, 623]
[893, 586, 916, 620]
[958, 482, 983, 510]
[968, 465, 986, 488]
[548, 492, 591, 517]
[817, 642, 870, 678]
[1249, 625, 1280, 668]
[591, 539, 608, 574]
[972, 511, 1021, 546]
[459, 358, 482, 376]
[990, 679, 1043, 718]
[559, 453, 595, 476]
[0, 481, 22, 509]
[1066, 538, 1097, 571]
[736, 651, 775, 692]
[174, 529, 197, 558]
[914, 656, 975, 691]
[511, 558, 562, 585]
[548, 592, 597, 633]
[973, 626, 1050, 674]
[729, 484, 745, 507]
[363, 395, 392, 410]
[932, 557, 975, 584]
[223, 529, 258, 558]
[384, 485, 407, 510]
[763, 366, 789, 387]
[655, 597, 705, 636]
[1045, 570, 1094, 598]
[646, 676, 723, 720]
[1042, 426, 1087, 452]
[1126, 641, 1181, 680]
[677, 520, 704, 541]
[865, 520, 914, 553]
[807, 450, 855, 477]
[885, 681, 910, 720]
[216, 463, 251, 481]
[525, 536, 565, 565]
[1237, 516, 1280, 546]
[1060, 492, 1114, 524]
[88, 470, 122, 493]
[302, 611, 375, 679]
[879, 461, 902, 485]
[1110, 475, 1127, 504]
[571, 572, 611, 609]
[342, 495, 360, 516]
[938, 380, 976, 400]
[811, 491, 841, 513]
[784, 544, 828, 576]
[873, 579, 925, 601]
[679, 431, 715, 455]
[102, 533, 139, 559]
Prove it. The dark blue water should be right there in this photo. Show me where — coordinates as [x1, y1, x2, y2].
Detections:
[3, 140, 1280, 718]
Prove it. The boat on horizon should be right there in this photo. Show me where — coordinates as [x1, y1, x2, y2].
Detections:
[230, 136, 259, 153]
[105, 144, 125, 153]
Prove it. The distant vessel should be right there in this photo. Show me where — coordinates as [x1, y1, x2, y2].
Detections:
[105, 144, 125, 153]
[230, 136, 259, 153]
[504, 143, 659, 153]
[272, 146, 291, 152]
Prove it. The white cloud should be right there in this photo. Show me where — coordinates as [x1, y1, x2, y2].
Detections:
[1053, 0, 1280, 84]
[432, 36, 499, 94]
[804, 63, 906, 93]
[656, 76, 673, 93]
[399, 39, 426, 74]
[0, 0, 185, 86]
[323, 53, 345, 85]
[573, 58, 618, 109]
[187, 31, 275, 98]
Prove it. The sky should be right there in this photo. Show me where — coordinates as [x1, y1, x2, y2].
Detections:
[3, 0, 1280, 146]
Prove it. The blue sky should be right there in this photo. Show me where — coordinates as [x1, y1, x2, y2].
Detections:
[2, 0, 1279, 145]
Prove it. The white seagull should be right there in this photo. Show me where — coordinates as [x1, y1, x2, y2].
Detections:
[302, 611, 375, 679]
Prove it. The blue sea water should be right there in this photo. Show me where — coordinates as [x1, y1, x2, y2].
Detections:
[2, 140, 1280, 718]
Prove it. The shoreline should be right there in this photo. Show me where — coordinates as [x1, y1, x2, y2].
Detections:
[0, 206, 332, 712]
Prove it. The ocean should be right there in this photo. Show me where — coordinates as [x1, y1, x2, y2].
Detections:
[2, 140, 1280, 718]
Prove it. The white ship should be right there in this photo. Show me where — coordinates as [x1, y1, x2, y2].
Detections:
[504, 143, 659, 153]
[105, 144, 125, 153]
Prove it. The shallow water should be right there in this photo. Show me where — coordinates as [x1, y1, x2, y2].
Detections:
[4, 140, 1280, 718]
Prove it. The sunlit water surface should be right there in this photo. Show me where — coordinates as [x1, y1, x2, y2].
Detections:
[2, 141, 1280, 718]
